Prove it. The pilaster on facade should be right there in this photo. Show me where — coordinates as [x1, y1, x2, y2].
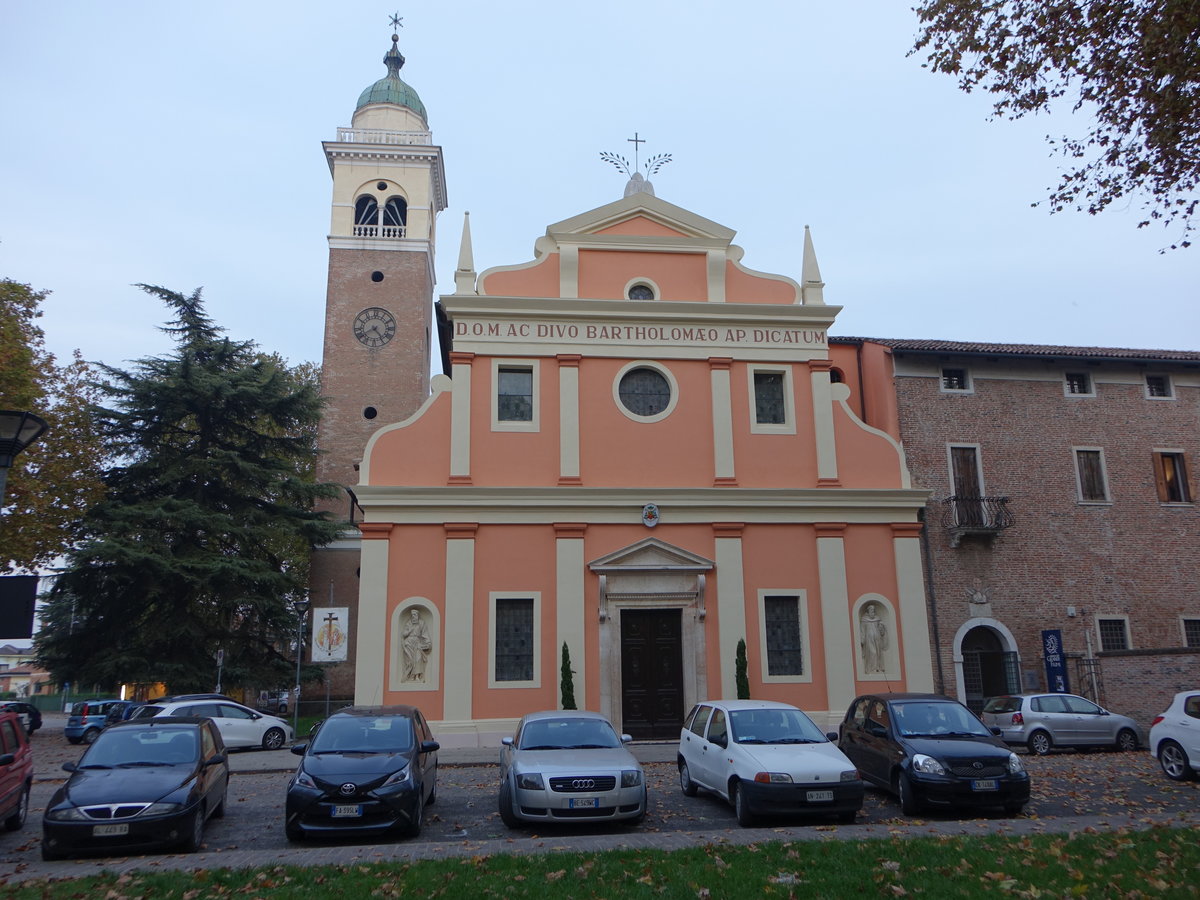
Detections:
[449, 352, 473, 484]
[443, 525, 477, 722]
[353, 529, 391, 706]
[815, 523, 855, 713]
[554, 523, 587, 709]
[557, 355, 582, 484]
[713, 523, 746, 698]
[891, 522, 934, 692]
[709, 358, 736, 486]
[809, 360, 839, 485]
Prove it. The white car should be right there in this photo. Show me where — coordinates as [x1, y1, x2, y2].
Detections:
[1149, 691, 1200, 781]
[132, 698, 294, 750]
[498, 710, 646, 827]
[678, 699, 863, 826]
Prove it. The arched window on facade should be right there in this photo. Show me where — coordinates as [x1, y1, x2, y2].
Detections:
[354, 195, 380, 237]
[382, 197, 408, 237]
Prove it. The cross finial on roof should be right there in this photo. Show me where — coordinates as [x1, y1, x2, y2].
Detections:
[627, 132, 646, 172]
[389, 12, 404, 32]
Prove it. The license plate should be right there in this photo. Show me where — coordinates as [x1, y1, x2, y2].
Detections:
[331, 804, 362, 818]
[971, 779, 999, 791]
[92, 823, 129, 837]
[806, 790, 835, 802]
[569, 797, 599, 809]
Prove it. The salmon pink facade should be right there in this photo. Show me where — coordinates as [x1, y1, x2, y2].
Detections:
[349, 187, 935, 744]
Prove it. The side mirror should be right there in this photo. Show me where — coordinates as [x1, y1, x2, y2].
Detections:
[501, 737, 514, 747]
[710, 734, 728, 749]
[866, 721, 887, 738]
[291, 744, 306, 756]
[621, 734, 633, 744]
[990, 726, 1003, 737]
[420, 740, 440, 754]
[825, 731, 839, 743]
[206, 753, 228, 766]
[0, 753, 13, 766]
[62, 761, 78, 773]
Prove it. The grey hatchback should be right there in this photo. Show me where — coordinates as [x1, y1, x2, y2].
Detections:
[980, 693, 1142, 755]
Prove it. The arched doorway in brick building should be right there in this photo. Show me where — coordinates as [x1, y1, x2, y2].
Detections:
[955, 621, 1020, 713]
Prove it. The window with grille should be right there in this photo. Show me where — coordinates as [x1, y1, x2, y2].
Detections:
[941, 367, 970, 391]
[1182, 619, 1200, 648]
[494, 598, 534, 682]
[1146, 374, 1173, 398]
[1074, 449, 1109, 502]
[1154, 452, 1192, 503]
[764, 595, 804, 676]
[753, 372, 785, 424]
[497, 367, 533, 422]
[1097, 618, 1129, 651]
[618, 367, 671, 417]
[1065, 372, 1093, 395]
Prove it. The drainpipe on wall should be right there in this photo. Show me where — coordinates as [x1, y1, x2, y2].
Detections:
[918, 507, 947, 695]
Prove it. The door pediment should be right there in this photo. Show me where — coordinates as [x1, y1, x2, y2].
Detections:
[588, 538, 714, 574]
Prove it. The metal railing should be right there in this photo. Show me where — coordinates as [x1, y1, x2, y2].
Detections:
[941, 496, 1013, 546]
[351, 224, 407, 239]
[335, 128, 432, 145]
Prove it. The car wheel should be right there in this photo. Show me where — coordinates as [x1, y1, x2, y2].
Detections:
[1027, 730, 1053, 756]
[284, 818, 304, 842]
[679, 760, 699, 797]
[426, 769, 437, 807]
[498, 779, 520, 828]
[66, 737, 81, 745]
[262, 727, 286, 751]
[1158, 740, 1195, 781]
[4, 783, 29, 831]
[733, 782, 756, 827]
[400, 793, 423, 838]
[180, 806, 206, 853]
[41, 840, 65, 862]
[898, 771, 923, 816]
[1115, 728, 1138, 752]
[628, 788, 649, 826]
[82, 727, 100, 745]
[211, 783, 228, 819]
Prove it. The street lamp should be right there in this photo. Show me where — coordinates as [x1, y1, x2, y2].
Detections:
[291, 597, 310, 736]
[0, 411, 49, 505]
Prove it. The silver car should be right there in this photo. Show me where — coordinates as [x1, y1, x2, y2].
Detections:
[498, 710, 647, 827]
[981, 693, 1142, 755]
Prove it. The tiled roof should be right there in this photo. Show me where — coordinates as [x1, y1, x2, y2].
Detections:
[831, 337, 1200, 362]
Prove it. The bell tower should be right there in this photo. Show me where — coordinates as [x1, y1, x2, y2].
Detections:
[311, 23, 447, 697]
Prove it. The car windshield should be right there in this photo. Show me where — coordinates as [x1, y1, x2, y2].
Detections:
[79, 728, 199, 767]
[893, 702, 991, 738]
[729, 707, 828, 744]
[518, 717, 620, 750]
[309, 716, 414, 754]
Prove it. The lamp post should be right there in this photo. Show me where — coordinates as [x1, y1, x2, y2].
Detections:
[0, 411, 49, 506]
[291, 597, 310, 737]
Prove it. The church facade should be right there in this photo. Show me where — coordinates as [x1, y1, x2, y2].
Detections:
[314, 31, 935, 743]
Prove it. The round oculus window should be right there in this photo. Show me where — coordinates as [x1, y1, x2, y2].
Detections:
[627, 283, 655, 300]
[618, 367, 671, 417]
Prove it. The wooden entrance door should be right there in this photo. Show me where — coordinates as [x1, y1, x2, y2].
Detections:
[620, 608, 684, 740]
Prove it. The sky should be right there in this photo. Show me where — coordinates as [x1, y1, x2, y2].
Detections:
[2, 1, 1196, 377]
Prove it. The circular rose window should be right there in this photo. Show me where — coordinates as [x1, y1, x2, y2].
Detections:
[618, 367, 671, 417]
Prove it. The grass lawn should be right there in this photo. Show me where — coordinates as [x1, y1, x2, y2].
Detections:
[11, 826, 1199, 898]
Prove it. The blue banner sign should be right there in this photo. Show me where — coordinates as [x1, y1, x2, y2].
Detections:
[1042, 629, 1070, 693]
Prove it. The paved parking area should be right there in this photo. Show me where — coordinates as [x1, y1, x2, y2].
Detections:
[2, 725, 1197, 884]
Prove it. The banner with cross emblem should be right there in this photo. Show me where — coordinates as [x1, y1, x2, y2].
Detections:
[312, 607, 349, 662]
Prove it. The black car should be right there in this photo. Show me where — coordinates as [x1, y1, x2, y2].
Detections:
[285, 705, 439, 841]
[0, 702, 41, 736]
[41, 717, 229, 860]
[838, 693, 1030, 816]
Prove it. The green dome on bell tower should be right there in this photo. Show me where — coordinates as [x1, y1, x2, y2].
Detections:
[355, 32, 427, 122]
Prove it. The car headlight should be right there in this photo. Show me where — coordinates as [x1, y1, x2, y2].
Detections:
[293, 769, 317, 789]
[1007, 752, 1025, 775]
[382, 766, 411, 787]
[752, 772, 794, 783]
[45, 806, 90, 822]
[840, 769, 860, 782]
[910, 754, 946, 775]
[140, 802, 184, 816]
[621, 769, 642, 788]
[516, 772, 544, 790]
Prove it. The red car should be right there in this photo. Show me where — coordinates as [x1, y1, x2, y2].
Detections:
[0, 710, 33, 831]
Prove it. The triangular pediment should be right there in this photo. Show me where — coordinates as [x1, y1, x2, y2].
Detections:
[588, 538, 714, 573]
[548, 192, 736, 244]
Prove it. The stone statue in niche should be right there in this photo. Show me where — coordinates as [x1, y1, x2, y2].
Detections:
[860, 602, 889, 674]
[401, 607, 433, 682]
